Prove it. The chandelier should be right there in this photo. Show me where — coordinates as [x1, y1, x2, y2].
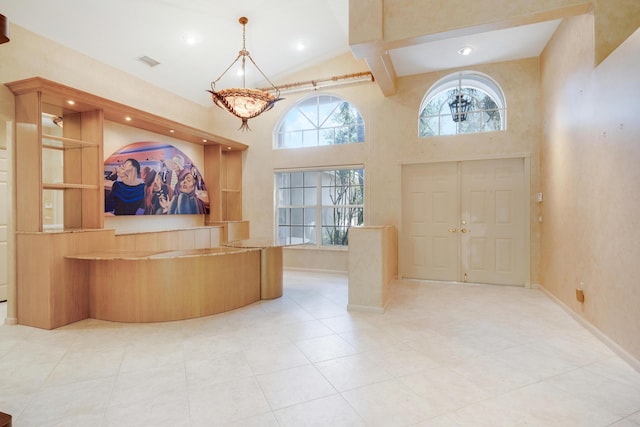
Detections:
[208, 17, 282, 131]
[449, 90, 471, 122]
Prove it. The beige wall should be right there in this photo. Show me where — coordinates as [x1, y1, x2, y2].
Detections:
[540, 15, 640, 363]
[208, 53, 542, 277]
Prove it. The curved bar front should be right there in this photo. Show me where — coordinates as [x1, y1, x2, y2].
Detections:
[67, 247, 261, 323]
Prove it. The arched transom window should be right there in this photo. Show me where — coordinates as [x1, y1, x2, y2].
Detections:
[419, 71, 506, 137]
[275, 94, 365, 149]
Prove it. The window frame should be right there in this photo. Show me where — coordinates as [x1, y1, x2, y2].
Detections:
[275, 166, 365, 248]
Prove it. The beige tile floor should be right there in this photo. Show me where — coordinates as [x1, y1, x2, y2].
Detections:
[1, 270, 640, 426]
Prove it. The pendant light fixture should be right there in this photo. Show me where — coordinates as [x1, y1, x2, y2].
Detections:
[207, 17, 282, 131]
[449, 90, 471, 122]
[1, 14, 10, 44]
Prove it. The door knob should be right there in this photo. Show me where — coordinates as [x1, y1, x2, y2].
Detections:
[448, 228, 457, 233]
[461, 228, 471, 233]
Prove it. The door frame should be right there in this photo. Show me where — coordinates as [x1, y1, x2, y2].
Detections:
[399, 153, 531, 287]
[1, 118, 17, 324]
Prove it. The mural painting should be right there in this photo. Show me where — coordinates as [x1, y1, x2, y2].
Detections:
[104, 141, 208, 215]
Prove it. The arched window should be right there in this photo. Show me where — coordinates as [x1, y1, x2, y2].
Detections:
[275, 94, 365, 149]
[419, 71, 506, 137]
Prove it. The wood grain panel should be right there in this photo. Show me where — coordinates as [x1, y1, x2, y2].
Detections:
[14, 92, 42, 232]
[87, 249, 261, 322]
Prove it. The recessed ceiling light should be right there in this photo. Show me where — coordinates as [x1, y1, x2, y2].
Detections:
[296, 41, 305, 51]
[67, 100, 75, 105]
[202, 139, 207, 143]
[457, 46, 473, 56]
[169, 129, 175, 133]
[183, 33, 197, 45]
[125, 116, 132, 121]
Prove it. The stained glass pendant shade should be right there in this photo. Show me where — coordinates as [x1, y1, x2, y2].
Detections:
[208, 17, 282, 131]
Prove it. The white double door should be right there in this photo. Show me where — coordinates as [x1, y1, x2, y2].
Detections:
[402, 158, 528, 286]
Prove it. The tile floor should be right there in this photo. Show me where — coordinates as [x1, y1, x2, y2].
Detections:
[1, 270, 640, 426]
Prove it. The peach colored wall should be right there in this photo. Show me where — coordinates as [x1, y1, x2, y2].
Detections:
[540, 15, 640, 362]
[0, 25, 218, 135]
[351, 0, 638, 67]
[211, 53, 541, 277]
[244, 61, 539, 277]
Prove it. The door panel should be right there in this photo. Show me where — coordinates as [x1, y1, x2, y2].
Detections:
[460, 158, 526, 285]
[402, 162, 458, 281]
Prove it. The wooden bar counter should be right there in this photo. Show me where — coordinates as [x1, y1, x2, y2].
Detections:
[224, 239, 284, 299]
[67, 247, 261, 323]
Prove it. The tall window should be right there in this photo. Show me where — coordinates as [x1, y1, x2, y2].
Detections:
[275, 94, 365, 148]
[419, 71, 506, 137]
[276, 168, 364, 247]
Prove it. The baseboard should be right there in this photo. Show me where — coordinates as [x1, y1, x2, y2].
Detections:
[284, 267, 347, 275]
[537, 285, 640, 374]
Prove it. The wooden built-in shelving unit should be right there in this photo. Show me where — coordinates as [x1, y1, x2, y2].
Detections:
[6, 76, 249, 329]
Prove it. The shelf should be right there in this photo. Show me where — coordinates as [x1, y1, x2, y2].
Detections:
[43, 183, 99, 190]
[42, 133, 99, 149]
[221, 188, 241, 193]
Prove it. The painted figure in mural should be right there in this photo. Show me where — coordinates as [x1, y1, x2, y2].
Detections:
[142, 166, 170, 215]
[108, 158, 145, 215]
[168, 167, 206, 214]
[191, 164, 206, 191]
[168, 155, 184, 199]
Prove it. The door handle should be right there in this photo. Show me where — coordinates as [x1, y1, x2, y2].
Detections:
[461, 228, 471, 233]
[448, 228, 457, 233]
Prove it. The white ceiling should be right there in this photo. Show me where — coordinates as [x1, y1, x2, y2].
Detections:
[2, 0, 561, 105]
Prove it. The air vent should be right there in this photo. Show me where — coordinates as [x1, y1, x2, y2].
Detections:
[138, 55, 161, 67]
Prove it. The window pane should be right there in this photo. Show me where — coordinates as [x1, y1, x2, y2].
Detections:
[278, 226, 290, 244]
[277, 208, 289, 225]
[290, 188, 303, 205]
[305, 226, 316, 244]
[291, 226, 305, 242]
[290, 172, 303, 187]
[303, 171, 317, 185]
[304, 187, 316, 204]
[322, 226, 350, 246]
[304, 207, 315, 226]
[291, 208, 304, 225]
[302, 129, 318, 147]
[297, 98, 319, 125]
[278, 187, 290, 204]
[319, 128, 334, 145]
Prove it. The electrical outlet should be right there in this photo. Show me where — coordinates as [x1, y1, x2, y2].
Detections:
[576, 288, 585, 303]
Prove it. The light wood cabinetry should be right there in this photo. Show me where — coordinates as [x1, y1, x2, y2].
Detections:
[8, 77, 248, 228]
[68, 248, 261, 323]
[6, 77, 252, 329]
[16, 229, 115, 329]
[204, 145, 243, 222]
[12, 86, 104, 231]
